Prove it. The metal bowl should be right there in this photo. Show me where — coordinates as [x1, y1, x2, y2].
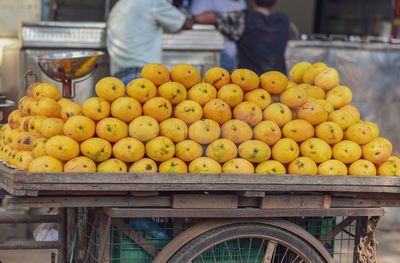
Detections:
[37, 50, 104, 80]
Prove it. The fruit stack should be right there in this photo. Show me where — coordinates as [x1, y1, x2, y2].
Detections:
[0, 62, 399, 176]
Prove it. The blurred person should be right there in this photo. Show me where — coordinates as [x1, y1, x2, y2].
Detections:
[194, 0, 290, 75]
[107, 0, 193, 85]
[190, 0, 247, 72]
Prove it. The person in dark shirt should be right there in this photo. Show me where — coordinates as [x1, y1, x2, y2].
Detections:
[194, 0, 290, 75]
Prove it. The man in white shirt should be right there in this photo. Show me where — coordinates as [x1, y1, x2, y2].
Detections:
[107, 0, 192, 84]
[190, 0, 247, 72]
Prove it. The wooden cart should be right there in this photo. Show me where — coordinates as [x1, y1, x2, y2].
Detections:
[1, 163, 400, 263]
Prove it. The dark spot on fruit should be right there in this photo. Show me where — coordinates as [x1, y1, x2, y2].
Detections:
[119, 167, 122, 171]
[98, 109, 102, 113]
[235, 165, 239, 168]
[241, 77, 245, 81]
[375, 151, 380, 156]
[112, 85, 116, 91]
[280, 110, 284, 114]
[128, 106, 132, 109]
[58, 146, 62, 150]
[158, 71, 161, 75]
[252, 107, 256, 111]
[145, 164, 152, 170]
[297, 96, 301, 99]
[83, 165, 87, 168]
[141, 85, 145, 88]
[45, 164, 48, 167]
[202, 164, 206, 168]
[261, 95, 265, 99]
[344, 149, 348, 153]
[127, 145, 131, 149]
[79, 125, 83, 129]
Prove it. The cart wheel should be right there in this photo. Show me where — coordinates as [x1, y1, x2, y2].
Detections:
[167, 223, 326, 263]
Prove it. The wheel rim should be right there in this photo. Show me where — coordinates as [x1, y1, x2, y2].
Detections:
[188, 234, 312, 263]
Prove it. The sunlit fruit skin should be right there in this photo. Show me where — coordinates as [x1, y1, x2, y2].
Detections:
[129, 158, 158, 173]
[158, 81, 187, 104]
[314, 67, 340, 91]
[129, 116, 159, 142]
[97, 158, 127, 173]
[263, 103, 292, 127]
[315, 121, 344, 145]
[302, 62, 328, 85]
[297, 101, 328, 125]
[174, 100, 203, 124]
[64, 156, 96, 173]
[203, 99, 232, 125]
[253, 121, 282, 146]
[238, 140, 271, 163]
[189, 83, 218, 106]
[217, 84, 244, 108]
[233, 101, 263, 126]
[289, 61, 312, 84]
[282, 119, 315, 143]
[126, 78, 157, 103]
[362, 137, 393, 165]
[222, 158, 254, 174]
[230, 68, 260, 91]
[159, 158, 188, 173]
[141, 63, 170, 86]
[300, 138, 332, 163]
[378, 159, 400, 176]
[271, 138, 299, 164]
[345, 122, 373, 145]
[221, 119, 253, 144]
[45, 135, 80, 161]
[332, 140, 362, 164]
[326, 85, 352, 109]
[96, 117, 128, 143]
[280, 87, 308, 108]
[28, 155, 63, 173]
[95, 77, 125, 102]
[203, 67, 230, 89]
[112, 137, 145, 163]
[82, 97, 110, 121]
[80, 137, 112, 162]
[349, 159, 377, 176]
[259, 71, 288, 94]
[243, 89, 271, 110]
[288, 157, 318, 175]
[206, 138, 238, 163]
[328, 109, 355, 130]
[110, 97, 142, 122]
[145, 136, 175, 162]
[170, 64, 201, 89]
[188, 119, 221, 144]
[63, 115, 95, 142]
[175, 140, 203, 163]
[189, 157, 222, 173]
[255, 160, 286, 174]
[159, 118, 188, 143]
[142, 97, 172, 122]
[318, 159, 348, 176]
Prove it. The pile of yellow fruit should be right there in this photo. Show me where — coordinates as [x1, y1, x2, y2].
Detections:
[0, 61, 399, 176]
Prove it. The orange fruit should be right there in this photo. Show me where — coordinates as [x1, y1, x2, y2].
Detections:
[231, 68, 259, 91]
[304, 85, 326, 100]
[288, 157, 318, 175]
[80, 137, 112, 162]
[15, 151, 34, 171]
[111, 97, 142, 122]
[112, 137, 145, 163]
[345, 122, 373, 145]
[315, 121, 343, 144]
[188, 119, 221, 144]
[256, 160, 286, 174]
[332, 140, 362, 164]
[141, 63, 170, 86]
[318, 160, 347, 176]
[297, 101, 328, 125]
[142, 97, 172, 122]
[289, 61, 312, 83]
[28, 115, 47, 133]
[82, 97, 110, 121]
[32, 138, 48, 158]
[271, 138, 299, 164]
[45, 135, 80, 161]
[282, 119, 314, 142]
[203, 99, 232, 125]
[233, 101, 262, 126]
[340, 105, 360, 123]
[40, 118, 64, 138]
[159, 118, 188, 143]
[364, 121, 379, 138]
[300, 138, 332, 163]
[126, 78, 157, 103]
[221, 119, 253, 144]
[203, 67, 230, 89]
[33, 83, 61, 100]
[328, 110, 355, 130]
[217, 84, 244, 107]
[378, 159, 400, 176]
[170, 64, 200, 89]
[263, 103, 292, 127]
[206, 138, 238, 163]
[129, 116, 159, 142]
[253, 120, 281, 146]
[97, 158, 127, 173]
[36, 97, 62, 118]
[362, 137, 393, 165]
[129, 158, 158, 173]
[302, 62, 328, 85]
[188, 83, 217, 106]
[28, 155, 63, 172]
[349, 159, 377, 176]
[238, 140, 271, 163]
[175, 140, 203, 162]
[326, 85, 352, 109]
[243, 89, 271, 109]
[61, 101, 82, 121]
[159, 158, 188, 173]
[174, 100, 203, 124]
[96, 117, 128, 142]
[64, 156, 96, 172]
[223, 158, 254, 174]
[8, 110, 22, 129]
[158, 81, 187, 104]
[314, 67, 340, 91]
[95, 77, 125, 102]
[189, 157, 222, 173]
[145, 136, 175, 162]
[259, 71, 288, 94]
[280, 87, 308, 108]
[63, 115, 95, 142]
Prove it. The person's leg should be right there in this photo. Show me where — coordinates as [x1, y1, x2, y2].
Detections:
[113, 67, 142, 86]
[220, 50, 236, 73]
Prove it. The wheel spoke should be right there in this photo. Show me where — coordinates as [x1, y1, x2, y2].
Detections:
[237, 238, 243, 263]
[223, 241, 234, 262]
[263, 240, 277, 263]
[279, 247, 289, 263]
[211, 246, 217, 263]
[246, 237, 253, 262]
[254, 239, 266, 262]
[291, 255, 300, 263]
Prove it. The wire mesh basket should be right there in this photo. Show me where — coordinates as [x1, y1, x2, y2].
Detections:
[75, 208, 363, 263]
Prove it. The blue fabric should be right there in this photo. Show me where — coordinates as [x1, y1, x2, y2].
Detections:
[220, 50, 236, 73]
[114, 67, 143, 86]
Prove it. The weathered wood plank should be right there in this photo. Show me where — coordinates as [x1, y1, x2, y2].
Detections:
[172, 194, 238, 209]
[10, 183, 400, 194]
[238, 191, 266, 197]
[4, 196, 171, 208]
[260, 195, 331, 209]
[104, 207, 385, 218]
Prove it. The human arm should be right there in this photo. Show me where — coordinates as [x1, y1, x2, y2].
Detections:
[153, 0, 188, 32]
[194, 11, 217, 24]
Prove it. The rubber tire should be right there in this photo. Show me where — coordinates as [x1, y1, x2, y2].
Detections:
[167, 223, 327, 263]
